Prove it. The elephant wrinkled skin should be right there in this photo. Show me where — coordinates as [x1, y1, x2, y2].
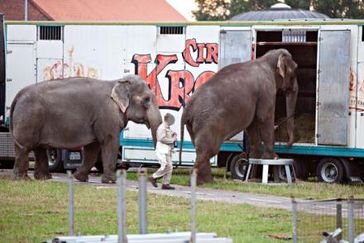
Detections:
[180, 49, 298, 185]
[10, 75, 162, 183]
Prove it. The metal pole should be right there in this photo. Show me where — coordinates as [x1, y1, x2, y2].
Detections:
[336, 199, 342, 241]
[67, 170, 74, 236]
[138, 168, 147, 234]
[24, 0, 28, 21]
[291, 197, 297, 243]
[117, 170, 128, 243]
[348, 197, 354, 243]
[190, 169, 197, 243]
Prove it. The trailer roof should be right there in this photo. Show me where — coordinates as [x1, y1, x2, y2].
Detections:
[4, 19, 364, 26]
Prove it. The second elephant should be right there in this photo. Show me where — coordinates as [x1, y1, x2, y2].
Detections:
[10, 75, 162, 183]
[180, 49, 298, 185]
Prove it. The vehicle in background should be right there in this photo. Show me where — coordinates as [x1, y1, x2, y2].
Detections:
[1, 19, 364, 183]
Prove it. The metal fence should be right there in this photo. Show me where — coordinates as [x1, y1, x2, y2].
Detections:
[46, 169, 232, 243]
[292, 198, 364, 243]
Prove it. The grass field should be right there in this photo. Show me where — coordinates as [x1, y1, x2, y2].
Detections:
[0, 177, 293, 243]
[127, 168, 364, 200]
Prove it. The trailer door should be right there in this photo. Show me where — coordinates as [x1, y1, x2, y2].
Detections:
[5, 43, 36, 114]
[219, 29, 252, 69]
[317, 30, 350, 145]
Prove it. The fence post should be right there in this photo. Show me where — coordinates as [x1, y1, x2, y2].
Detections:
[117, 170, 128, 243]
[348, 197, 354, 243]
[190, 169, 197, 243]
[291, 197, 297, 243]
[67, 170, 75, 236]
[138, 168, 148, 234]
[336, 199, 342, 241]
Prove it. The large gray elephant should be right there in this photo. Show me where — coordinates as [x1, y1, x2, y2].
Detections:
[180, 49, 298, 185]
[10, 75, 162, 183]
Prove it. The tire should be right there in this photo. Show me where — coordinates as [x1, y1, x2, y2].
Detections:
[230, 154, 249, 180]
[278, 165, 296, 182]
[293, 159, 309, 180]
[47, 148, 64, 172]
[316, 158, 345, 183]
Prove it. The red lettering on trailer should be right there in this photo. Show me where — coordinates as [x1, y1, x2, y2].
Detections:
[131, 39, 219, 110]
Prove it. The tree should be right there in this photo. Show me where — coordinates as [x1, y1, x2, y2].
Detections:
[193, 0, 230, 21]
[313, 0, 364, 19]
[285, 0, 311, 9]
[229, 0, 277, 18]
[193, 0, 364, 20]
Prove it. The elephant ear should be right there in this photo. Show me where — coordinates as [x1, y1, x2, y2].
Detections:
[111, 80, 130, 113]
[277, 53, 287, 78]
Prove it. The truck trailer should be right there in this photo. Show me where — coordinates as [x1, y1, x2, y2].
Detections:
[1, 19, 364, 183]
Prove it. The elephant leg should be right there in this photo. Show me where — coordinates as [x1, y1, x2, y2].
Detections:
[246, 122, 262, 159]
[193, 132, 220, 185]
[100, 139, 119, 184]
[34, 148, 52, 180]
[246, 123, 263, 178]
[259, 118, 278, 159]
[12, 144, 31, 180]
[194, 149, 214, 185]
[74, 142, 100, 182]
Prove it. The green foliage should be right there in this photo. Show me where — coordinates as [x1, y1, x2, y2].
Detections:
[312, 0, 364, 19]
[285, 0, 310, 9]
[229, 0, 277, 19]
[193, 0, 230, 21]
[193, 0, 364, 20]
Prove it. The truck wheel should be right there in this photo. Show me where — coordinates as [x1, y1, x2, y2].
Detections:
[47, 148, 63, 172]
[230, 154, 248, 180]
[317, 158, 345, 183]
[293, 159, 309, 180]
[278, 165, 296, 182]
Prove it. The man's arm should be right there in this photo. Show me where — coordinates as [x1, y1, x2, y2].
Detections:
[157, 126, 176, 144]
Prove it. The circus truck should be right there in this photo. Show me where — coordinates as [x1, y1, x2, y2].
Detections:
[1, 19, 364, 183]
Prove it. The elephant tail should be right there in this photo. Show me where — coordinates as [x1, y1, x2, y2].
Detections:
[179, 109, 187, 166]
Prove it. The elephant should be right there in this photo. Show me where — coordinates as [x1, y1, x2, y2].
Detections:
[180, 49, 298, 185]
[10, 74, 162, 183]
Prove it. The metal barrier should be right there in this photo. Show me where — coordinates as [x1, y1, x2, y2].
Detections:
[45, 169, 233, 243]
[292, 197, 364, 243]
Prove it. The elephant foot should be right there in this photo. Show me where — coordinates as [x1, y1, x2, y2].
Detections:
[261, 151, 278, 160]
[196, 174, 214, 185]
[73, 170, 89, 182]
[101, 174, 116, 184]
[11, 170, 31, 180]
[195, 169, 214, 185]
[34, 172, 52, 180]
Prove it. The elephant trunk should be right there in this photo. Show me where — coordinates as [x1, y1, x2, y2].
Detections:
[147, 105, 162, 146]
[285, 83, 298, 146]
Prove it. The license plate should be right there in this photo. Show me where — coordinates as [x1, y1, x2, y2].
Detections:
[69, 152, 81, 160]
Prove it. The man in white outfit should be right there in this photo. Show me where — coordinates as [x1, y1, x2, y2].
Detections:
[149, 113, 177, 190]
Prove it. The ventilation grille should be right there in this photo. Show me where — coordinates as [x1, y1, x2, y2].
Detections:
[282, 29, 306, 42]
[38, 26, 63, 40]
[159, 26, 184, 35]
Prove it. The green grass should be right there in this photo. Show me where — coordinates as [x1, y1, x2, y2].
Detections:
[0, 176, 293, 243]
[127, 168, 364, 200]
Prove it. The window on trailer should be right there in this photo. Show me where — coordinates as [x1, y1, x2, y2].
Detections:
[255, 30, 318, 144]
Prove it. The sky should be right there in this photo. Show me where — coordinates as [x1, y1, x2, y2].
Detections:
[166, 0, 198, 21]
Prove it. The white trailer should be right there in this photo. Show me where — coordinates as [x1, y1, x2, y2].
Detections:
[1, 20, 364, 183]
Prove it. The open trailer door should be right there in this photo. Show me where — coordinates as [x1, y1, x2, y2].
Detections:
[317, 29, 350, 145]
